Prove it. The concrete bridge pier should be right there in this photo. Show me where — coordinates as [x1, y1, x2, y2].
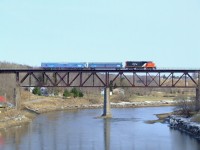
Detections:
[102, 88, 112, 118]
[14, 87, 21, 110]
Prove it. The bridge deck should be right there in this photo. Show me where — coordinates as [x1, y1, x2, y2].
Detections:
[0, 69, 199, 88]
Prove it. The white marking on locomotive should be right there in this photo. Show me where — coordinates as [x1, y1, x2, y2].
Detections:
[142, 63, 147, 67]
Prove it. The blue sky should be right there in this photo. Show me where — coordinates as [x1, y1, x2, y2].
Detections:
[0, 0, 200, 68]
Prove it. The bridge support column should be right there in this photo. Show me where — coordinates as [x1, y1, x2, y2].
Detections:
[102, 88, 112, 118]
[196, 88, 200, 111]
[196, 72, 200, 111]
[14, 87, 21, 110]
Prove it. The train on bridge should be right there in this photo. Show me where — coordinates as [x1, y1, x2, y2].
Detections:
[41, 61, 156, 70]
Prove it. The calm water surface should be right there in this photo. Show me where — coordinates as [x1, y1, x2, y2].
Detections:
[1, 106, 200, 150]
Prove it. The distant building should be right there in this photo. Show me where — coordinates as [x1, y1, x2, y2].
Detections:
[40, 87, 48, 96]
[0, 96, 6, 108]
[0, 96, 6, 102]
[29, 87, 34, 93]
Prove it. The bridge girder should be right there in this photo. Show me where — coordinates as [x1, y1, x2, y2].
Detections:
[2, 69, 197, 88]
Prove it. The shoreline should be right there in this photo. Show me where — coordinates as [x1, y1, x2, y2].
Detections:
[24, 99, 177, 114]
[168, 115, 200, 140]
[0, 99, 177, 130]
[2, 99, 200, 142]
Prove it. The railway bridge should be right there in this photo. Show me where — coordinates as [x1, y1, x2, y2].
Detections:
[0, 69, 200, 117]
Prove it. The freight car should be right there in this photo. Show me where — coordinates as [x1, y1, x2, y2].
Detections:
[41, 62, 87, 69]
[125, 61, 156, 70]
[88, 62, 123, 69]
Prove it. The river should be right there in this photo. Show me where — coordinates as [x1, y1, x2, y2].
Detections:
[0, 106, 200, 150]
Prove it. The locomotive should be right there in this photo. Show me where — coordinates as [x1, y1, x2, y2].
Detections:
[125, 61, 156, 70]
[41, 61, 156, 70]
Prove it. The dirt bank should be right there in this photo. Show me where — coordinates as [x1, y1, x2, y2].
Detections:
[0, 109, 36, 129]
[22, 97, 178, 114]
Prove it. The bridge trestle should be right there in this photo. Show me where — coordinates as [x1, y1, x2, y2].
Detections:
[0, 69, 200, 113]
[7, 70, 198, 88]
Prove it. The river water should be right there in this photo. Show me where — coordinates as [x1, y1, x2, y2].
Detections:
[1, 106, 200, 150]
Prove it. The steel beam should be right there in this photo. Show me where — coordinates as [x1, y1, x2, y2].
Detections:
[0, 69, 197, 88]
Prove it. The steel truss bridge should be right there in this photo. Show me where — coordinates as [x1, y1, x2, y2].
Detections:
[1, 68, 200, 113]
[0, 69, 199, 88]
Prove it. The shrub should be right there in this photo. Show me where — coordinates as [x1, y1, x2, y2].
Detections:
[79, 92, 84, 97]
[174, 96, 195, 117]
[70, 88, 84, 98]
[63, 89, 71, 98]
[71, 88, 79, 98]
[32, 87, 41, 96]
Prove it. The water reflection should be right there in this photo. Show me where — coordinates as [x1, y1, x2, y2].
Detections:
[1, 107, 200, 150]
[169, 128, 200, 150]
[104, 119, 111, 150]
[0, 124, 30, 150]
[0, 132, 4, 149]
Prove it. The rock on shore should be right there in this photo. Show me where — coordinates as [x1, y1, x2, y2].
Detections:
[169, 115, 200, 139]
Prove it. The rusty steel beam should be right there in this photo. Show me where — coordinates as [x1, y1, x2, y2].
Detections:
[0, 69, 198, 88]
[20, 72, 197, 88]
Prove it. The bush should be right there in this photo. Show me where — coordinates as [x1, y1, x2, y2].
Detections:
[32, 87, 41, 96]
[71, 88, 79, 98]
[174, 96, 195, 117]
[63, 89, 71, 98]
[69, 88, 84, 98]
[79, 92, 84, 97]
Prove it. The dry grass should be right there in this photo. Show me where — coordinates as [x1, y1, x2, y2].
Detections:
[191, 113, 200, 122]
[0, 109, 34, 129]
[129, 95, 173, 102]
[22, 97, 93, 113]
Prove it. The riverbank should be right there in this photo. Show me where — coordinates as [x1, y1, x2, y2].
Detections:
[0, 97, 186, 130]
[0, 109, 36, 129]
[168, 115, 200, 140]
[23, 98, 178, 114]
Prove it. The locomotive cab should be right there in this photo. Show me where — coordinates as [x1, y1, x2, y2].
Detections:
[145, 62, 156, 70]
